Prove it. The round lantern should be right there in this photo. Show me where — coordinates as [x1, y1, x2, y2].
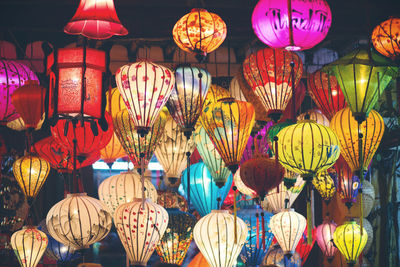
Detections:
[297, 109, 330, 126]
[156, 208, 196, 265]
[372, 18, 400, 60]
[6, 115, 44, 132]
[204, 84, 232, 107]
[241, 121, 273, 164]
[252, 0, 332, 51]
[233, 167, 257, 197]
[194, 210, 248, 267]
[242, 48, 303, 122]
[114, 198, 168, 266]
[11, 226, 48, 267]
[172, 8, 227, 61]
[351, 180, 375, 217]
[333, 220, 367, 266]
[46, 193, 112, 250]
[166, 66, 211, 138]
[100, 133, 127, 165]
[229, 76, 247, 102]
[261, 244, 302, 267]
[312, 170, 337, 203]
[98, 171, 158, 216]
[315, 218, 337, 262]
[335, 157, 360, 208]
[157, 190, 188, 212]
[106, 87, 126, 119]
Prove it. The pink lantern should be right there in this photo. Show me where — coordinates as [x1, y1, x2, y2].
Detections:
[252, 0, 332, 51]
[315, 218, 337, 262]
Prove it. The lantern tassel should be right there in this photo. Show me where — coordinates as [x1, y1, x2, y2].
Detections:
[261, 212, 266, 250]
[140, 152, 145, 207]
[306, 183, 312, 245]
[233, 186, 238, 244]
[360, 188, 364, 234]
[358, 129, 364, 235]
[186, 151, 191, 208]
[256, 212, 260, 249]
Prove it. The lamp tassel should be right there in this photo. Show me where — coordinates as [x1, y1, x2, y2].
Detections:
[256, 212, 260, 249]
[233, 186, 238, 244]
[140, 152, 145, 207]
[186, 151, 191, 208]
[306, 183, 312, 245]
[261, 212, 266, 250]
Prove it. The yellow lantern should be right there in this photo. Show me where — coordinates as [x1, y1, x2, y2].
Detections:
[100, 133, 127, 166]
[204, 84, 232, 107]
[312, 170, 337, 203]
[297, 109, 330, 127]
[6, 115, 45, 131]
[106, 87, 126, 119]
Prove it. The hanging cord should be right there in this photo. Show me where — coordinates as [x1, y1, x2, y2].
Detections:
[273, 136, 280, 194]
[306, 182, 313, 245]
[80, 38, 87, 126]
[287, 0, 294, 47]
[186, 152, 191, 208]
[358, 129, 364, 234]
[256, 212, 260, 249]
[290, 61, 296, 121]
[140, 152, 145, 206]
[233, 186, 238, 244]
[261, 211, 266, 250]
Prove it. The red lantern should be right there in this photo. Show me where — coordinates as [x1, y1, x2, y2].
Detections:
[64, 0, 128, 40]
[335, 156, 360, 209]
[280, 81, 306, 122]
[296, 226, 316, 266]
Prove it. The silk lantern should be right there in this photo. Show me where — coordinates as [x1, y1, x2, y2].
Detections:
[316, 218, 337, 262]
[229, 76, 247, 102]
[372, 18, 400, 60]
[297, 109, 330, 126]
[106, 87, 126, 119]
[115, 61, 174, 136]
[241, 121, 273, 164]
[261, 245, 301, 267]
[295, 226, 316, 266]
[354, 218, 373, 253]
[114, 198, 168, 266]
[312, 170, 337, 203]
[280, 81, 307, 122]
[233, 167, 257, 197]
[242, 48, 303, 122]
[7, 115, 44, 132]
[204, 84, 232, 107]
[335, 157, 360, 208]
[157, 190, 188, 212]
[100, 133, 126, 166]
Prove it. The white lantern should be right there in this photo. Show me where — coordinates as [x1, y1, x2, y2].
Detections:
[114, 198, 168, 266]
[46, 193, 112, 250]
[229, 76, 247, 102]
[193, 210, 248, 267]
[297, 109, 330, 126]
[233, 167, 256, 197]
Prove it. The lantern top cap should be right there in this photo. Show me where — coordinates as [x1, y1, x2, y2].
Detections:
[190, 8, 209, 13]
[132, 197, 152, 202]
[211, 210, 230, 214]
[66, 192, 88, 198]
[22, 226, 38, 230]
[330, 48, 398, 67]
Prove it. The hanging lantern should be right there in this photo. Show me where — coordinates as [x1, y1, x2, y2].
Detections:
[194, 210, 248, 267]
[280, 81, 306, 122]
[307, 69, 346, 120]
[295, 226, 316, 266]
[106, 87, 126, 119]
[181, 162, 232, 217]
[233, 167, 257, 197]
[0, 60, 38, 124]
[333, 220, 367, 266]
[157, 190, 188, 212]
[7, 115, 45, 132]
[11, 226, 48, 267]
[335, 157, 360, 208]
[100, 133, 127, 166]
[270, 208, 307, 256]
[114, 198, 168, 266]
[267, 119, 294, 148]
[354, 218, 373, 253]
[188, 252, 211, 267]
[13, 154, 51, 202]
[371, 17, 400, 60]
[297, 109, 330, 126]
[241, 121, 273, 164]
[172, 8, 227, 61]
[312, 170, 337, 203]
[316, 218, 337, 262]
[229, 76, 247, 102]
[204, 84, 232, 107]
[166, 66, 211, 138]
[115, 61, 174, 136]
[329, 48, 398, 123]
[64, 0, 128, 39]
[98, 171, 158, 216]
[261, 244, 302, 267]
[242, 48, 303, 122]
[156, 208, 196, 265]
[46, 193, 112, 250]
[351, 180, 375, 217]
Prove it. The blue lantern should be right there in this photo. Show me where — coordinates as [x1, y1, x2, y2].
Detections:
[262, 244, 301, 267]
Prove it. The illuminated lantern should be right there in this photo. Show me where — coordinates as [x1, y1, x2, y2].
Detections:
[233, 167, 257, 197]
[193, 210, 248, 267]
[7, 115, 44, 131]
[100, 133, 126, 166]
[295, 227, 316, 266]
[270, 209, 306, 256]
[333, 220, 367, 266]
[261, 244, 302, 267]
[330, 108, 384, 173]
[156, 208, 196, 265]
[64, 0, 128, 39]
[11, 226, 48, 267]
[188, 252, 210, 267]
[114, 198, 168, 266]
[229, 76, 247, 102]
[252, 0, 332, 51]
[106, 87, 126, 119]
[372, 18, 400, 60]
[115, 61, 174, 136]
[200, 99, 255, 174]
[267, 119, 294, 147]
[46, 193, 112, 250]
[242, 48, 303, 122]
[280, 81, 307, 122]
[330, 48, 398, 123]
[172, 8, 227, 61]
[241, 121, 273, 164]
[307, 69, 346, 120]
[312, 170, 337, 203]
[335, 157, 360, 209]
[157, 190, 188, 212]
[98, 171, 158, 216]
[13, 154, 50, 202]
[166, 66, 211, 138]
[297, 109, 330, 126]
[351, 180, 375, 217]
[0, 60, 38, 124]
[204, 84, 232, 107]
[181, 162, 232, 216]
[316, 218, 337, 262]
[354, 218, 373, 253]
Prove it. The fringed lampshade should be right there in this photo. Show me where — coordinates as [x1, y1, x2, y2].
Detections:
[372, 18, 400, 60]
[100, 133, 127, 166]
[312, 170, 337, 204]
[261, 244, 302, 267]
[316, 219, 337, 262]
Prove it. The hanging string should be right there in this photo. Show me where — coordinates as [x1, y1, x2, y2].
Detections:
[233, 186, 238, 244]
[140, 152, 145, 207]
[306, 183, 312, 245]
[290, 61, 296, 121]
[261, 211, 266, 250]
[274, 136, 280, 194]
[256, 212, 260, 249]
[186, 152, 191, 208]
[358, 128, 364, 233]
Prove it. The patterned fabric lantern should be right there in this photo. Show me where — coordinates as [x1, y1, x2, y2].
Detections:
[267, 119, 294, 147]
[156, 208, 196, 265]
[241, 121, 273, 164]
[106, 87, 126, 119]
[100, 133, 127, 165]
[173, 8, 227, 61]
[98, 171, 158, 216]
[252, 0, 332, 51]
[242, 48, 303, 122]
[166, 66, 211, 138]
[335, 157, 360, 209]
[372, 18, 400, 60]
[312, 170, 337, 203]
[295, 227, 316, 266]
[261, 244, 301, 267]
[181, 162, 232, 217]
[234, 167, 257, 197]
[351, 180, 375, 217]
[46, 193, 112, 250]
[115, 61, 174, 136]
[114, 198, 168, 266]
[157, 190, 188, 212]
[316, 218, 337, 262]
[7, 115, 44, 132]
[11, 226, 48, 267]
[297, 109, 330, 126]
[64, 0, 128, 39]
[203, 84, 232, 107]
[194, 210, 248, 267]
[0, 60, 38, 124]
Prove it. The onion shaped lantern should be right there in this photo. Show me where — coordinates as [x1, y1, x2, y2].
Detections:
[372, 18, 400, 60]
[157, 190, 188, 212]
[115, 61, 174, 136]
[114, 198, 168, 267]
[297, 109, 330, 126]
[261, 245, 301, 267]
[204, 84, 232, 107]
[233, 167, 257, 197]
[242, 48, 303, 122]
[46, 193, 112, 250]
[100, 133, 127, 166]
[335, 157, 360, 209]
[193, 210, 248, 267]
[252, 0, 332, 51]
[106, 87, 126, 119]
[241, 121, 273, 164]
[316, 218, 337, 262]
[7, 115, 44, 132]
[312, 170, 337, 204]
[172, 8, 227, 62]
[156, 208, 196, 265]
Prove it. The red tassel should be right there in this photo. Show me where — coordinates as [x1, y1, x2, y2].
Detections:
[256, 213, 260, 249]
[261, 212, 266, 250]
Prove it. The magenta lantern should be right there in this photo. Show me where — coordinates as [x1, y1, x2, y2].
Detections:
[252, 0, 332, 51]
[315, 218, 337, 262]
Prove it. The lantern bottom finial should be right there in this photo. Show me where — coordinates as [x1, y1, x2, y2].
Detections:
[227, 164, 239, 175]
[268, 110, 283, 123]
[195, 51, 207, 63]
[345, 202, 354, 210]
[168, 177, 178, 184]
[135, 126, 150, 137]
[215, 181, 226, 188]
[283, 177, 296, 189]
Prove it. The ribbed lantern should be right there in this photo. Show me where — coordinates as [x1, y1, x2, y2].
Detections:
[351, 180, 375, 217]
[11, 226, 48, 267]
[46, 193, 112, 250]
[115, 61, 174, 136]
[372, 18, 400, 60]
[157, 190, 188, 212]
[241, 122, 273, 164]
[194, 210, 248, 267]
[100, 133, 127, 165]
[354, 218, 373, 253]
[204, 84, 232, 107]
[229, 76, 247, 102]
[335, 157, 360, 208]
[316, 218, 337, 262]
[312, 170, 337, 203]
[261, 244, 302, 267]
[106, 87, 126, 119]
[233, 167, 257, 197]
[242, 48, 303, 122]
[114, 198, 168, 267]
[297, 109, 330, 126]
[6, 115, 44, 132]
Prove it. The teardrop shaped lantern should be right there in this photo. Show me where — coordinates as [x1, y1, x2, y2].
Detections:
[194, 210, 248, 267]
[242, 48, 303, 122]
[297, 109, 330, 126]
[100, 133, 127, 165]
[312, 170, 337, 203]
[204, 84, 232, 107]
[166, 66, 211, 138]
[115, 61, 174, 136]
[114, 198, 168, 266]
[261, 244, 302, 267]
[372, 17, 400, 60]
[316, 218, 337, 262]
[11, 226, 48, 267]
[335, 157, 360, 209]
[233, 167, 257, 197]
[106, 87, 127, 119]
[64, 0, 128, 39]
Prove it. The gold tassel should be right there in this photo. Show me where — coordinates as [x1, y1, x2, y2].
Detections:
[306, 183, 312, 245]
[360, 190, 364, 235]
[233, 186, 238, 244]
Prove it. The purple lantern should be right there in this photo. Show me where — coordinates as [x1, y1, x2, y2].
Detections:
[241, 121, 274, 164]
[252, 0, 332, 51]
[0, 60, 38, 124]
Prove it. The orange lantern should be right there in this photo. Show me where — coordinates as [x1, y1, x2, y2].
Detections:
[372, 17, 400, 60]
[100, 133, 126, 166]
